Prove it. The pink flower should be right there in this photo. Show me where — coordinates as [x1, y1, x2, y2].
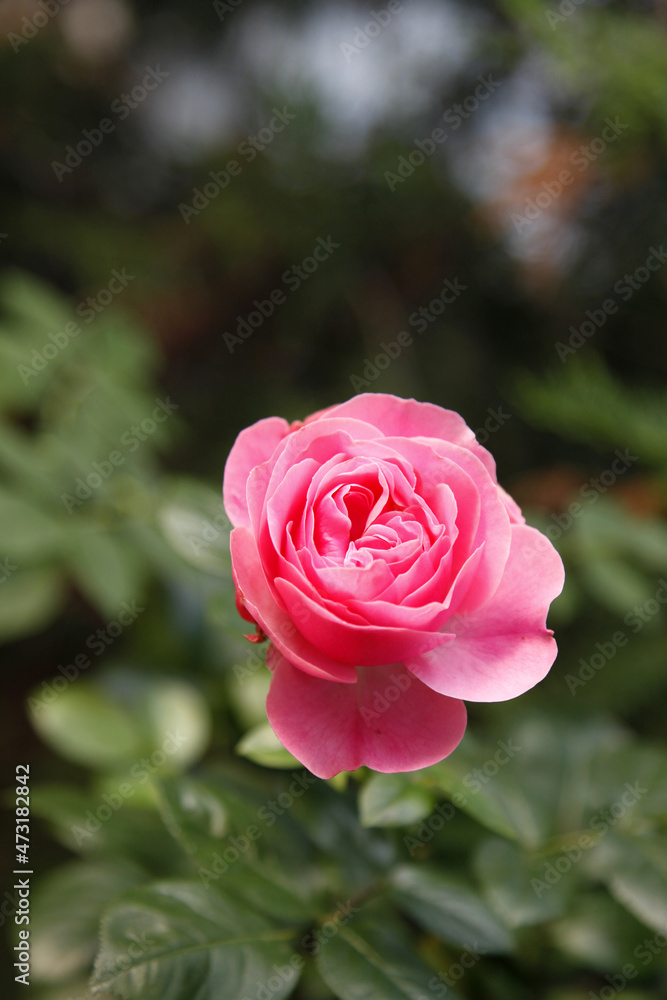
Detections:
[223, 394, 564, 779]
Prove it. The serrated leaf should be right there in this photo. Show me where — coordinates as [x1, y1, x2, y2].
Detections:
[91, 881, 301, 1000]
[30, 860, 145, 984]
[388, 864, 513, 953]
[359, 774, 433, 828]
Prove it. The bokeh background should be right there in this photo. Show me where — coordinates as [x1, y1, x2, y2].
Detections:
[2, 1, 667, 998]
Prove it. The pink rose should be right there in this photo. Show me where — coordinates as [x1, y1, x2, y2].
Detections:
[223, 393, 564, 779]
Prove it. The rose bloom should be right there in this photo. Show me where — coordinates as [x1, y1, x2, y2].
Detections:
[223, 394, 564, 779]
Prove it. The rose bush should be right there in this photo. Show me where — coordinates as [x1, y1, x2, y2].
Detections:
[223, 394, 564, 778]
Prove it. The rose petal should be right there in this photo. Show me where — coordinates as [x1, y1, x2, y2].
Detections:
[405, 524, 564, 701]
[266, 650, 467, 778]
[274, 575, 454, 665]
[317, 393, 497, 477]
[230, 527, 357, 683]
[381, 436, 511, 614]
[223, 417, 290, 528]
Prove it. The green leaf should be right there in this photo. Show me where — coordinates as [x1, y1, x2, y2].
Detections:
[549, 891, 650, 972]
[157, 478, 231, 577]
[226, 667, 271, 730]
[91, 881, 301, 1000]
[201, 853, 320, 925]
[359, 774, 433, 829]
[30, 860, 145, 984]
[578, 558, 654, 617]
[592, 743, 667, 822]
[156, 776, 320, 924]
[474, 838, 568, 929]
[111, 675, 212, 772]
[29, 684, 144, 771]
[316, 920, 445, 1000]
[0, 269, 76, 335]
[429, 716, 628, 848]
[512, 354, 667, 466]
[388, 864, 513, 954]
[597, 832, 667, 934]
[0, 566, 64, 642]
[427, 737, 537, 844]
[157, 777, 229, 856]
[29, 783, 183, 871]
[236, 723, 301, 769]
[67, 529, 145, 619]
[0, 488, 65, 561]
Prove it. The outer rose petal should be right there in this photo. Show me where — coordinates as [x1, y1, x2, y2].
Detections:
[497, 485, 526, 525]
[318, 393, 497, 478]
[231, 527, 357, 684]
[274, 576, 455, 666]
[266, 649, 467, 779]
[223, 417, 290, 528]
[405, 524, 565, 701]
